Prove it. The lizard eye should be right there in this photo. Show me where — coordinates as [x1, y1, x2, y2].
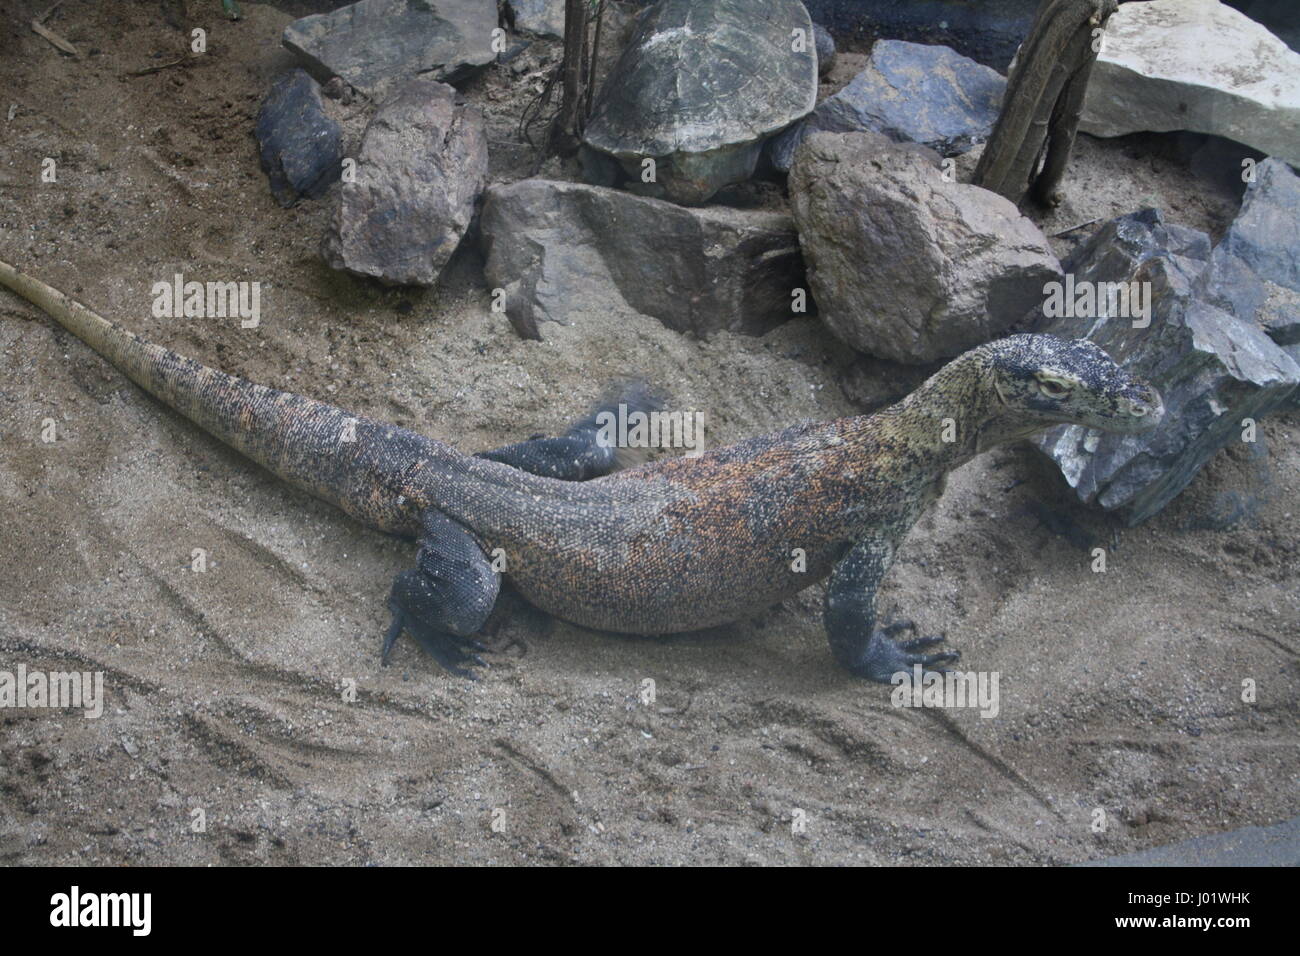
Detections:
[1036, 376, 1072, 399]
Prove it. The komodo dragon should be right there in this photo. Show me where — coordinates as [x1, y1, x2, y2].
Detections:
[0, 259, 1164, 680]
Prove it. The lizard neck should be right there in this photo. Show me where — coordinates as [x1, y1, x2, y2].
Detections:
[858, 348, 1038, 479]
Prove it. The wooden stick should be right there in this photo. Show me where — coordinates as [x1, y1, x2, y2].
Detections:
[973, 0, 1116, 205]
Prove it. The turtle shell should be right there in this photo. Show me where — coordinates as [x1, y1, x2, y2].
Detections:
[584, 0, 817, 182]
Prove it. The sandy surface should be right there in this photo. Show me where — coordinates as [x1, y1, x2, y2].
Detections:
[0, 2, 1296, 865]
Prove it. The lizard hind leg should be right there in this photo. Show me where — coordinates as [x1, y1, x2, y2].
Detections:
[474, 381, 664, 480]
[382, 510, 500, 678]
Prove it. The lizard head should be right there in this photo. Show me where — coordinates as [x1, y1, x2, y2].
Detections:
[984, 333, 1163, 435]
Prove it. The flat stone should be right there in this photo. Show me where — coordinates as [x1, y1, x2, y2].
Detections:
[770, 39, 1006, 171]
[254, 70, 343, 207]
[480, 178, 807, 339]
[282, 0, 497, 100]
[1080, 0, 1300, 166]
[322, 79, 487, 286]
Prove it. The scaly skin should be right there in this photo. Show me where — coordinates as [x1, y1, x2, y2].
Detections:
[0, 258, 1164, 679]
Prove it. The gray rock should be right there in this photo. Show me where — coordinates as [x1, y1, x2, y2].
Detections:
[789, 131, 1060, 364]
[813, 22, 835, 77]
[282, 0, 496, 100]
[1201, 244, 1300, 347]
[1197, 157, 1300, 404]
[507, 0, 565, 38]
[582, 0, 817, 204]
[480, 178, 807, 339]
[1034, 209, 1300, 525]
[255, 70, 343, 207]
[322, 79, 488, 286]
[1080, 0, 1300, 167]
[1218, 158, 1300, 296]
[770, 39, 1006, 172]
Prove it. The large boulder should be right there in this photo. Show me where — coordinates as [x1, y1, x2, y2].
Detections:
[1033, 208, 1300, 525]
[581, 0, 818, 204]
[1080, 0, 1300, 167]
[282, 0, 497, 100]
[769, 39, 1006, 171]
[480, 179, 807, 339]
[322, 79, 488, 286]
[254, 70, 343, 207]
[788, 131, 1061, 364]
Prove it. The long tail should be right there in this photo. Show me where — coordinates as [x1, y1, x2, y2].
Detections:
[0, 258, 436, 534]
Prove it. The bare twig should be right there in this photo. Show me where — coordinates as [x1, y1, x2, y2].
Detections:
[1049, 217, 1100, 238]
[31, 18, 79, 57]
[122, 56, 193, 78]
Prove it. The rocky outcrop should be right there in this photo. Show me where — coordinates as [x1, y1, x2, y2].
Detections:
[282, 0, 497, 100]
[770, 39, 1006, 171]
[480, 179, 807, 339]
[322, 79, 487, 286]
[789, 131, 1060, 364]
[255, 70, 343, 207]
[1080, 0, 1300, 166]
[1033, 208, 1300, 524]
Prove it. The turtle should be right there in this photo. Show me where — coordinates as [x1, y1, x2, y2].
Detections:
[581, 0, 818, 205]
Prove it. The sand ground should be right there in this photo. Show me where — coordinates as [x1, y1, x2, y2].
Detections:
[0, 1, 1296, 865]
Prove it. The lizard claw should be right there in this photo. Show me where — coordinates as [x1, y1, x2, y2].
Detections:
[381, 605, 487, 680]
[855, 628, 961, 683]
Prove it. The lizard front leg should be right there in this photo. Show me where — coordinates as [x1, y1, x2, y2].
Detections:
[383, 510, 500, 678]
[824, 535, 959, 682]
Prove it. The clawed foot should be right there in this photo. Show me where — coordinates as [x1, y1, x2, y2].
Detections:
[382, 605, 487, 680]
[857, 618, 960, 683]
